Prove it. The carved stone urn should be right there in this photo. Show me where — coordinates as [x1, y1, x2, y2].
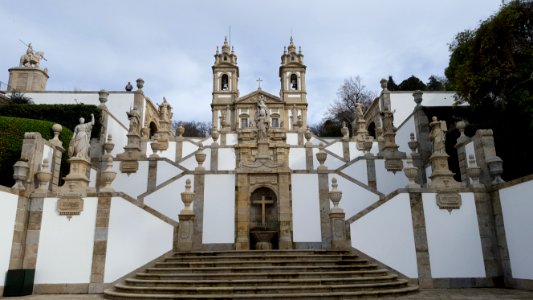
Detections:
[211, 128, 219, 143]
[103, 134, 114, 156]
[12, 159, 29, 190]
[466, 154, 481, 187]
[408, 133, 418, 154]
[304, 127, 312, 142]
[100, 157, 117, 192]
[177, 121, 185, 137]
[328, 177, 343, 213]
[35, 159, 52, 192]
[180, 179, 194, 215]
[413, 90, 423, 106]
[98, 89, 109, 105]
[487, 156, 504, 184]
[403, 155, 420, 188]
[195, 143, 206, 168]
[316, 143, 327, 169]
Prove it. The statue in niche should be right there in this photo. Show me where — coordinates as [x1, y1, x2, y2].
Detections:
[127, 106, 141, 135]
[68, 114, 95, 160]
[255, 95, 270, 141]
[429, 116, 447, 154]
[19, 43, 46, 68]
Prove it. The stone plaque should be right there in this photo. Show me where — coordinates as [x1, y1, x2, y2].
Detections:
[250, 175, 277, 185]
[436, 192, 462, 211]
[57, 197, 84, 218]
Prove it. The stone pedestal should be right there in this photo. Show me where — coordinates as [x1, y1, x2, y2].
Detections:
[117, 133, 144, 174]
[62, 157, 90, 193]
[330, 211, 348, 249]
[428, 152, 462, 210]
[176, 215, 195, 252]
[8, 67, 48, 92]
[354, 119, 369, 150]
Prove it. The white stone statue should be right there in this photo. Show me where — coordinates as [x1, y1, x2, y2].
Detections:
[19, 43, 45, 68]
[127, 106, 141, 135]
[68, 114, 95, 160]
[255, 95, 270, 141]
[355, 102, 364, 121]
[429, 116, 447, 154]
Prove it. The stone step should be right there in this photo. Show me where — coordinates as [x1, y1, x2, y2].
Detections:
[145, 263, 379, 274]
[155, 258, 368, 268]
[166, 253, 359, 262]
[104, 285, 419, 299]
[125, 274, 399, 287]
[135, 268, 390, 280]
[113, 279, 410, 295]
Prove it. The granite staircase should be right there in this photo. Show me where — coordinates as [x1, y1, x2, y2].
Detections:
[104, 250, 418, 299]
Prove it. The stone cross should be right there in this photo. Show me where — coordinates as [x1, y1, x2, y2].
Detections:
[253, 196, 273, 226]
[256, 77, 263, 89]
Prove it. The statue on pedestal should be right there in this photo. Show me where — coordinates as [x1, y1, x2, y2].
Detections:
[68, 114, 95, 160]
[127, 106, 141, 135]
[255, 95, 270, 141]
[429, 116, 447, 154]
[19, 43, 45, 68]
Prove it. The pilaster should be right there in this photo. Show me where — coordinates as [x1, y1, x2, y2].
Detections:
[305, 143, 314, 171]
[278, 173, 293, 250]
[318, 171, 331, 249]
[175, 136, 183, 162]
[147, 158, 157, 193]
[409, 192, 432, 288]
[365, 156, 377, 190]
[235, 174, 250, 250]
[210, 143, 219, 172]
[88, 194, 111, 293]
[192, 167, 205, 250]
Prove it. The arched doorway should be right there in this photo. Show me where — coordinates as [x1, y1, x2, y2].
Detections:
[249, 187, 279, 249]
[368, 121, 376, 139]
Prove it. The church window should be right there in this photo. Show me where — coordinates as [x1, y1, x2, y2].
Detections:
[221, 74, 229, 91]
[272, 117, 279, 128]
[290, 74, 298, 90]
[224, 56, 227, 61]
[240, 118, 249, 128]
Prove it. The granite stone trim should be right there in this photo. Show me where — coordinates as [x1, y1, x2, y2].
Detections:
[473, 192, 503, 285]
[105, 251, 173, 287]
[366, 156, 377, 190]
[409, 192, 432, 288]
[21, 197, 44, 269]
[342, 141, 350, 161]
[175, 137, 183, 161]
[293, 242, 323, 249]
[490, 190, 514, 287]
[210, 144, 219, 172]
[192, 169, 205, 250]
[318, 172, 332, 249]
[201, 243, 234, 251]
[335, 171, 384, 197]
[8, 195, 30, 269]
[33, 283, 89, 294]
[147, 159, 157, 192]
[88, 195, 111, 293]
[138, 172, 189, 201]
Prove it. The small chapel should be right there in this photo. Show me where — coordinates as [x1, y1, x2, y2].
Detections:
[0, 38, 532, 298]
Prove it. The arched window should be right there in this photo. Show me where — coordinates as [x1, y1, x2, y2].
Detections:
[221, 74, 229, 91]
[368, 122, 376, 139]
[290, 74, 298, 90]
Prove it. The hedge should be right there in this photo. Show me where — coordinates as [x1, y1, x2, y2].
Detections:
[0, 116, 73, 187]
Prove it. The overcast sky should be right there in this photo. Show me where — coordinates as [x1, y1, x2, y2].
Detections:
[0, 0, 502, 124]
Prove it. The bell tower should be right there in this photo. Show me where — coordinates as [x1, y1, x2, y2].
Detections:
[211, 37, 239, 130]
[279, 37, 308, 129]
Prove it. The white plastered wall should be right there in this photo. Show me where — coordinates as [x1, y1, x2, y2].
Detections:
[218, 148, 236, 171]
[156, 160, 183, 186]
[292, 174, 321, 242]
[350, 193, 418, 278]
[390, 92, 458, 126]
[179, 149, 211, 171]
[312, 148, 345, 170]
[35, 197, 97, 284]
[286, 133, 298, 145]
[181, 141, 199, 160]
[0, 191, 18, 287]
[202, 175, 235, 243]
[330, 175, 379, 219]
[375, 159, 409, 195]
[105, 116, 128, 156]
[144, 175, 193, 222]
[112, 161, 149, 198]
[340, 160, 368, 185]
[289, 148, 307, 170]
[157, 141, 177, 161]
[423, 193, 485, 278]
[104, 197, 173, 283]
[499, 180, 533, 279]
[325, 142, 344, 158]
[349, 142, 379, 161]
[395, 114, 416, 154]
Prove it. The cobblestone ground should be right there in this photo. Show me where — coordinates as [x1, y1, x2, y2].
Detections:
[3, 289, 533, 299]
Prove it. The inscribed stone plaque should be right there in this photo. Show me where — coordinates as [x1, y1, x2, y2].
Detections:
[57, 197, 84, 217]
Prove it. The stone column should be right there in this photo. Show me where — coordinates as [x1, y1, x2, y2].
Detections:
[235, 174, 250, 250]
[305, 139, 314, 171]
[210, 131, 219, 172]
[192, 147, 206, 250]
[89, 194, 111, 293]
[278, 172, 293, 250]
[49, 124, 65, 193]
[328, 178, 348, 249]
[175, 124, 184, 162]
[176, 179, 195, 252]
[147, 157, 157, 193]
[365, 155, 377, 190]
[454, 121, 471, 184]
[316, 145, 331, 249]
[409, 192, 432, 288]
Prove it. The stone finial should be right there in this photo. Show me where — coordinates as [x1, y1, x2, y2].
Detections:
[408, 132, 418, 154]
[211, 127, 219, 143]
[136, 78, 144, 90]
[316, 143, 327, 170]
[100, 157, 116, 192]
[103, 134, 114, 156]
[456, 120, 466, 138]
[12, 159, 29, 191]
[487, 156, 504, 184]
[177, 121, 185, 137]
[35, 159, 51, 192]
[98, 89, 109, 105]
[403, 154, 420, 188]
[195, 143, 206, 169]
[340, 121, 349, 140]
[467, 154, 482, 187]
[304, 127, 312, 143]
[328, 177, 343, 213]
[51, 123, 63, 147]
[380, 78, 388, 91]
[413, 90, 423, 106]
[180, 178, 195, 215]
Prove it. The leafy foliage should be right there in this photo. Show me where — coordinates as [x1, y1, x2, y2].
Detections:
[0, 116, 73, 187]
[445, 0, 533, 116]
[8, 91, 34, 104]
[387, 76, 398, 91]
[397, 75, 427, 91]
[0, 104, 102, 138]
[319, 76, 376, 137]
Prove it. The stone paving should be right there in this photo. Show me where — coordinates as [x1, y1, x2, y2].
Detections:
[3, 288, 533, 299]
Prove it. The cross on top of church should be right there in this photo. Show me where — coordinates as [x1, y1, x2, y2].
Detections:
[253, 195, 273, 226]
[256, 77, 263, 90]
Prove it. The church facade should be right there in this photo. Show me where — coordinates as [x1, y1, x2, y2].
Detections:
[0, 38, 533, 297]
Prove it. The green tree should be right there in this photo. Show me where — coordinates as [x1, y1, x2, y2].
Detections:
[9, 91, 33, 104]
[445, 0, 533, 115]
[426, 75, 447, 91]
[387, 76, 398, 91]
[397, 75, 427, 91]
